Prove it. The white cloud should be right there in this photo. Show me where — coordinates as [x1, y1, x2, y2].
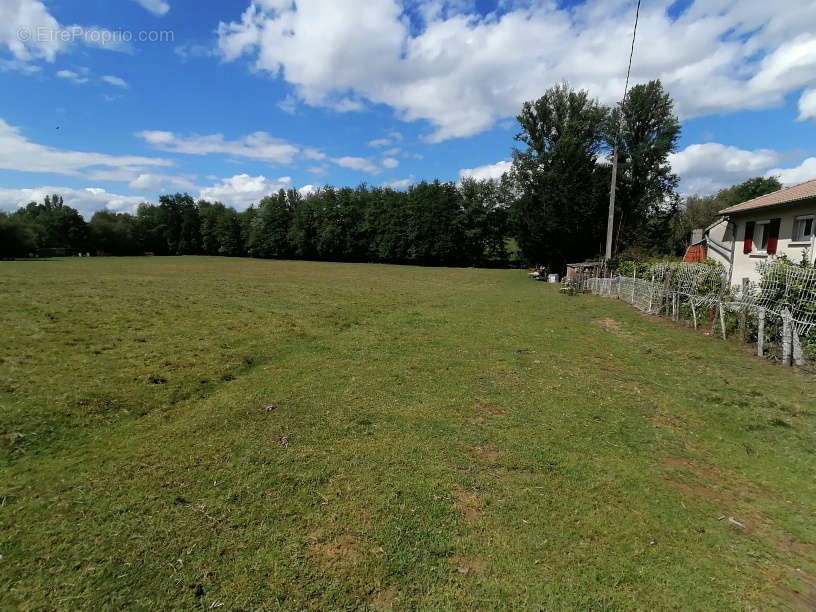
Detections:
[0, 117, 172, 177]
[1, 0, 65, 61]
[131, 0, 170, 16]
[0, 185, 147, 218]
[458, 160, 511, 182]
[0, 57, 41, 73]
[368, 131, 402, 148]
[277, 94, 297, 114]
[218, 0, 816, 142]
[381, 157, 399, 169]
[198, 173, 293, 209]
[298, 184, 317, 197]
[1, 0, 132, 63]
[56, 69, 88, 84]
[797, 88, 816, 121]
[767, 157, 816, 186]
[102, 75, 128, 88]
[302, 147, 326, 161]
[331, 156, 380, 174]
[137, 130, 300, 165]
[669, 143, 781, 194]
[128, 172, 197, 191]
[382, 176, 414, 189]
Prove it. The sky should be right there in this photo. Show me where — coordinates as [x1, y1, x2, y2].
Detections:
[1, 0, 816, 218]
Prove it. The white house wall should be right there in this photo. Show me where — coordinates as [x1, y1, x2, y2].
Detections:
[727, 200, 816, 287]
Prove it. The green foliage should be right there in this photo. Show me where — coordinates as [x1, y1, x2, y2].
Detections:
[609, 80, 681, 254]
[510, 82, 610, 269]
[14, 194, 89, 252]
[89, 211, 140, 255]
[510, 80, 681, 268]
[0, 212, 38, 258]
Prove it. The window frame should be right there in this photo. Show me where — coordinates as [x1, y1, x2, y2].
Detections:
[792, 215, 814, 243]
[753, 220, 770, 254]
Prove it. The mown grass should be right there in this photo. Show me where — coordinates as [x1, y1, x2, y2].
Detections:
[1, 257, 814, 610]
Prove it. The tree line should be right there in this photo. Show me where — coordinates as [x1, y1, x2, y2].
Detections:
[0, 80, 784, 268]
[1, 181, 510, 266]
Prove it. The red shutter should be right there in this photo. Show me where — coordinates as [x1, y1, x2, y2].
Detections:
[743, 221, 755, 254]
[767, 218, 781, 255]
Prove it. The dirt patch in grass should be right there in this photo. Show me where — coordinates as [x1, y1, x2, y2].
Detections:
[760, 563, 816, 611]
[594, 317, 628, 336]
[450, 554, 486, 575]
[662, 456, 816, 606]
[454, 487, 484, 522]
[470, 445, 500, 462]
[369, 585, 399, 610]
[660, 456, 775, 535]
[469, 402, 507, 421]
[308, 533, 360, 568]
[646, 412, 686, 431]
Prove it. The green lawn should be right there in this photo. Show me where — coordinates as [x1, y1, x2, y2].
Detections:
[1, 257, 814, 610]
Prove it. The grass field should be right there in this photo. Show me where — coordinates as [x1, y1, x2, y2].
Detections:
[1, 257, 815, 610]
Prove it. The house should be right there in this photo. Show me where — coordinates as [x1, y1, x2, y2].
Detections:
[704, 179, 816, 288]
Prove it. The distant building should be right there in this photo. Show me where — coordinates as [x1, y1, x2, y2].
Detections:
[705, 179, 816, 287]
[682, 228, 707, 263]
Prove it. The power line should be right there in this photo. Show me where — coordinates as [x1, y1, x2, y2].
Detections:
[604, 0, 642, 263]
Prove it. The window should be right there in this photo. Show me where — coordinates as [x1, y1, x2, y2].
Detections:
[754, 220, 770, 253]
[793, 215, 814, 242]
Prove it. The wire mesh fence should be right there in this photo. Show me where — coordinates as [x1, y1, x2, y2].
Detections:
[565, 260, 816, 368]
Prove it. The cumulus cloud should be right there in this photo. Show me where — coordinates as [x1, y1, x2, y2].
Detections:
[669, 143, 781, 194]
[0, 185, 148, 218]
[1, 0, 132, 64]
[131, 0, 170, 16]
[198, 173, 293, 209]
[381, 157, 399, 169]
[137, 130, 300, 165]
[458, 160, 511, 182]
[1, 0, 65, 62]
[331, 156, 380, 174]
[0, 117, 172, 177]
[298, 184, 317, 197]
[767, 157, 816, 186]
[798, 88, 816, 121]
[128, 173, 197, 191]
[218, 0, 816, 142]
[101, 75, 128, 88]
[382, 176, 414, 189]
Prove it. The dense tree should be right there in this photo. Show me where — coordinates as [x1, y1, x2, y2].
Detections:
[157, 193, 200, 255]
[89, 211, 140, 255]
[248, 190, 294, 258]
[0, 212, 38, 258]
[510, 83, 610, 269]
[458, 177, 511, 265]
[15, 195, 89, 251]
[608, 80, 682, 255]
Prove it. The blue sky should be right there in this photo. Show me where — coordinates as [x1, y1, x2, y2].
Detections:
[1, 0, 816, 216]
